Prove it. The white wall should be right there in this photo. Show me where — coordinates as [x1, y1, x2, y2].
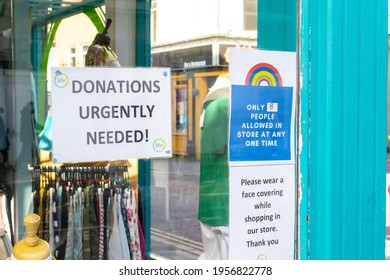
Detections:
[53, 13, 97, 67]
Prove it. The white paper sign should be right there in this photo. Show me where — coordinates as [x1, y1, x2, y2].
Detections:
[51, 67, 172, 163]
[228, 165, 295, 260]
[228, 49, 296, 260]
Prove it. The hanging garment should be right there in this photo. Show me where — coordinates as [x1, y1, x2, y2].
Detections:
[97, 187, 104, 260]
[38, 186, 45, 237]
[56, 184, 69, 260]
[120, 189, 132, 259]
[199, 222, 229, 260]
[0, 184, 12, 242]
[126, 188, 142, 260]
[53, 184, 62, 259]
[0, 190, 9, 234]
[28, 191, 34, 214]
[48, 187, 55, 257]
[136, 187, 146, 259]
[108, 193, 130, 260]
[72, 187, 83, 260]
[82, 184, 99, 260]
[64, 192, 74, 260]
[103, 186, 111, 260]
[43, 188, 50, 242]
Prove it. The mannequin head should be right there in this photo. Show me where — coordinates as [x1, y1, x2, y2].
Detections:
[92, 18, 112, 47]
[93, 33, 111, 47]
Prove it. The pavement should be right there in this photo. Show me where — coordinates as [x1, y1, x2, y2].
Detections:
[150, 157, 203, 260]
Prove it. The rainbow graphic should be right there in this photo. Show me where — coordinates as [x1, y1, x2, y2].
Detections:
[245, 62, 283, 86]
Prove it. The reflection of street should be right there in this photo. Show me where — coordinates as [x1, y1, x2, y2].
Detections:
[150, 228, 203, 260]
[151, 157, 390, 260]
[150, 157, 203, 260]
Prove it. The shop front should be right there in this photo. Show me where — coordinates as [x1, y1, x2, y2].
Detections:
[0, 0, 388, 262]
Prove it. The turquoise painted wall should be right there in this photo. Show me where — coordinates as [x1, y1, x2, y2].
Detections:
[259, 0, 388, 259]
[258, 0, 296, 52]
[302, 0, 387, 260]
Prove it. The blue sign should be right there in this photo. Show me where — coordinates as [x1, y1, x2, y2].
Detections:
[229, 85, 293, 162]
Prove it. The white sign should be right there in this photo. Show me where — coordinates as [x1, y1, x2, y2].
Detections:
[229, 165, 295, 260]
[51, 67, 172, 163]
[228, 49, 296, 260]
[230, 49, 296, 88]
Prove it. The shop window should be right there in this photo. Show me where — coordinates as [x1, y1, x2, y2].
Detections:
[80, 44, 89, 66]
[151, 0, 157, 44]
[68, 46, 76, 66]
[173, 81, 188, 134]
[5, 0, 260, 262]
[244, 0, 257, 31]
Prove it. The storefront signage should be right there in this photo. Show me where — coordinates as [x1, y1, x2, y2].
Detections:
[229, 85, 293, 164]
[51, 67, 172, 163]
[152, 45, 213, 69]
[228, 49, 296, 260]
[152, 44, 235, 70]
[229, 164, 296, 260]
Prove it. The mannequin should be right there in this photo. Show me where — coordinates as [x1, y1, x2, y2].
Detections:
[198, 49, 231, 260]
[85, 19, 120, 67]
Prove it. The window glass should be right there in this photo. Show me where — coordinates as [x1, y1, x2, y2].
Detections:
[149, 1, 257, 260]
[244, 0, 258, 31]
[68, 47, 76, 66]
[2, 0, 257, 261]
[80, 44, 89, 66]
[173, 79, 188, 134]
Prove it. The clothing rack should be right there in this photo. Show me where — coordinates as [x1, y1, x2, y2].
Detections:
[27, 164, 129, 174]
[28, 164, 131, 189]
[27, 163, 146, 260]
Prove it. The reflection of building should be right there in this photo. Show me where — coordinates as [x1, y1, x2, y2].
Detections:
[51, 14, 97, 67]
[46, 13, 100, 112]
[152, 42, 237, 159]
[151, 0, 257, 159]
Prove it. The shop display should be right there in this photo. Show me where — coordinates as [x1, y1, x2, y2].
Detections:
[11, 213, 52, 260]
[28, 164, 146, 260]
[85, 18, 121, 67]
[198, 73, 230, 260]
